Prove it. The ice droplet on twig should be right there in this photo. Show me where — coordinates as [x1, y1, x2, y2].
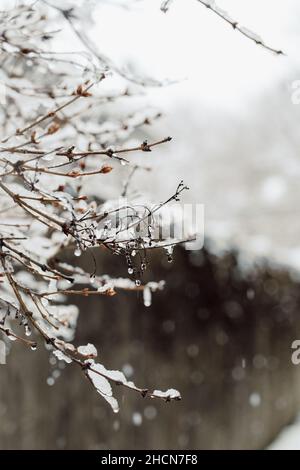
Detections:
[74, 247, 82, 257]
[143, 286, 152, 307]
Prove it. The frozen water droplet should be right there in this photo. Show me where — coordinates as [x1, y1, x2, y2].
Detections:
[249, 392, 261, 408]
[31, 343, 37, 351]
[113, 420, 120, 431]
[52, 369, 61, 379]
[128, 267, 134, 275]
[47, 377, 55, 386]
[132, 412, 142, 426]
[165, 245, 174, 259]
[74, 247, 82, 257]
[122, 363, 134, 377]
[25, 325, 32, 337]
[135, 279, 141, 287]
[143, 286, 152, 307]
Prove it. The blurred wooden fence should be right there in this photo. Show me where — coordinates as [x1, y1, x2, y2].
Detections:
[1, 247, 300, 449]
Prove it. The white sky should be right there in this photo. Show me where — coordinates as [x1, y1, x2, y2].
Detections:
[5, 0, 299, 267]
[91, 0, 298, 111]
[87, 1, 300, 268]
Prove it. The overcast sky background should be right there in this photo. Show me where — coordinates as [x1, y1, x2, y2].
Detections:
[81, 1, 300, 269]
[90, 0, 298, 109]
[6, 0, 298, 269]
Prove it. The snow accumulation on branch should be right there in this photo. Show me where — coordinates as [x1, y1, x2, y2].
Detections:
[1, 0, 283, 413]
[161, 0, 284, 56]
[0, 1, 187, 411]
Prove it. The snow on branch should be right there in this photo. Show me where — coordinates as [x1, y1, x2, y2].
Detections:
[0, 1, 186, 412]
[162, 0, 284, 55]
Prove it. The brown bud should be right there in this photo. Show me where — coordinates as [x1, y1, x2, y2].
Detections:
[67, 170, 80, 178]
[100, 165, 113, 174]
[82, 288, 90, 297]
[106, 288, 116, 297]
[141, 141, 151, 152]
[30, 131, 37, 143]
[47, 122, 60, 135]
[74, 84, 92, 97]
[20, 48, 34, 54]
